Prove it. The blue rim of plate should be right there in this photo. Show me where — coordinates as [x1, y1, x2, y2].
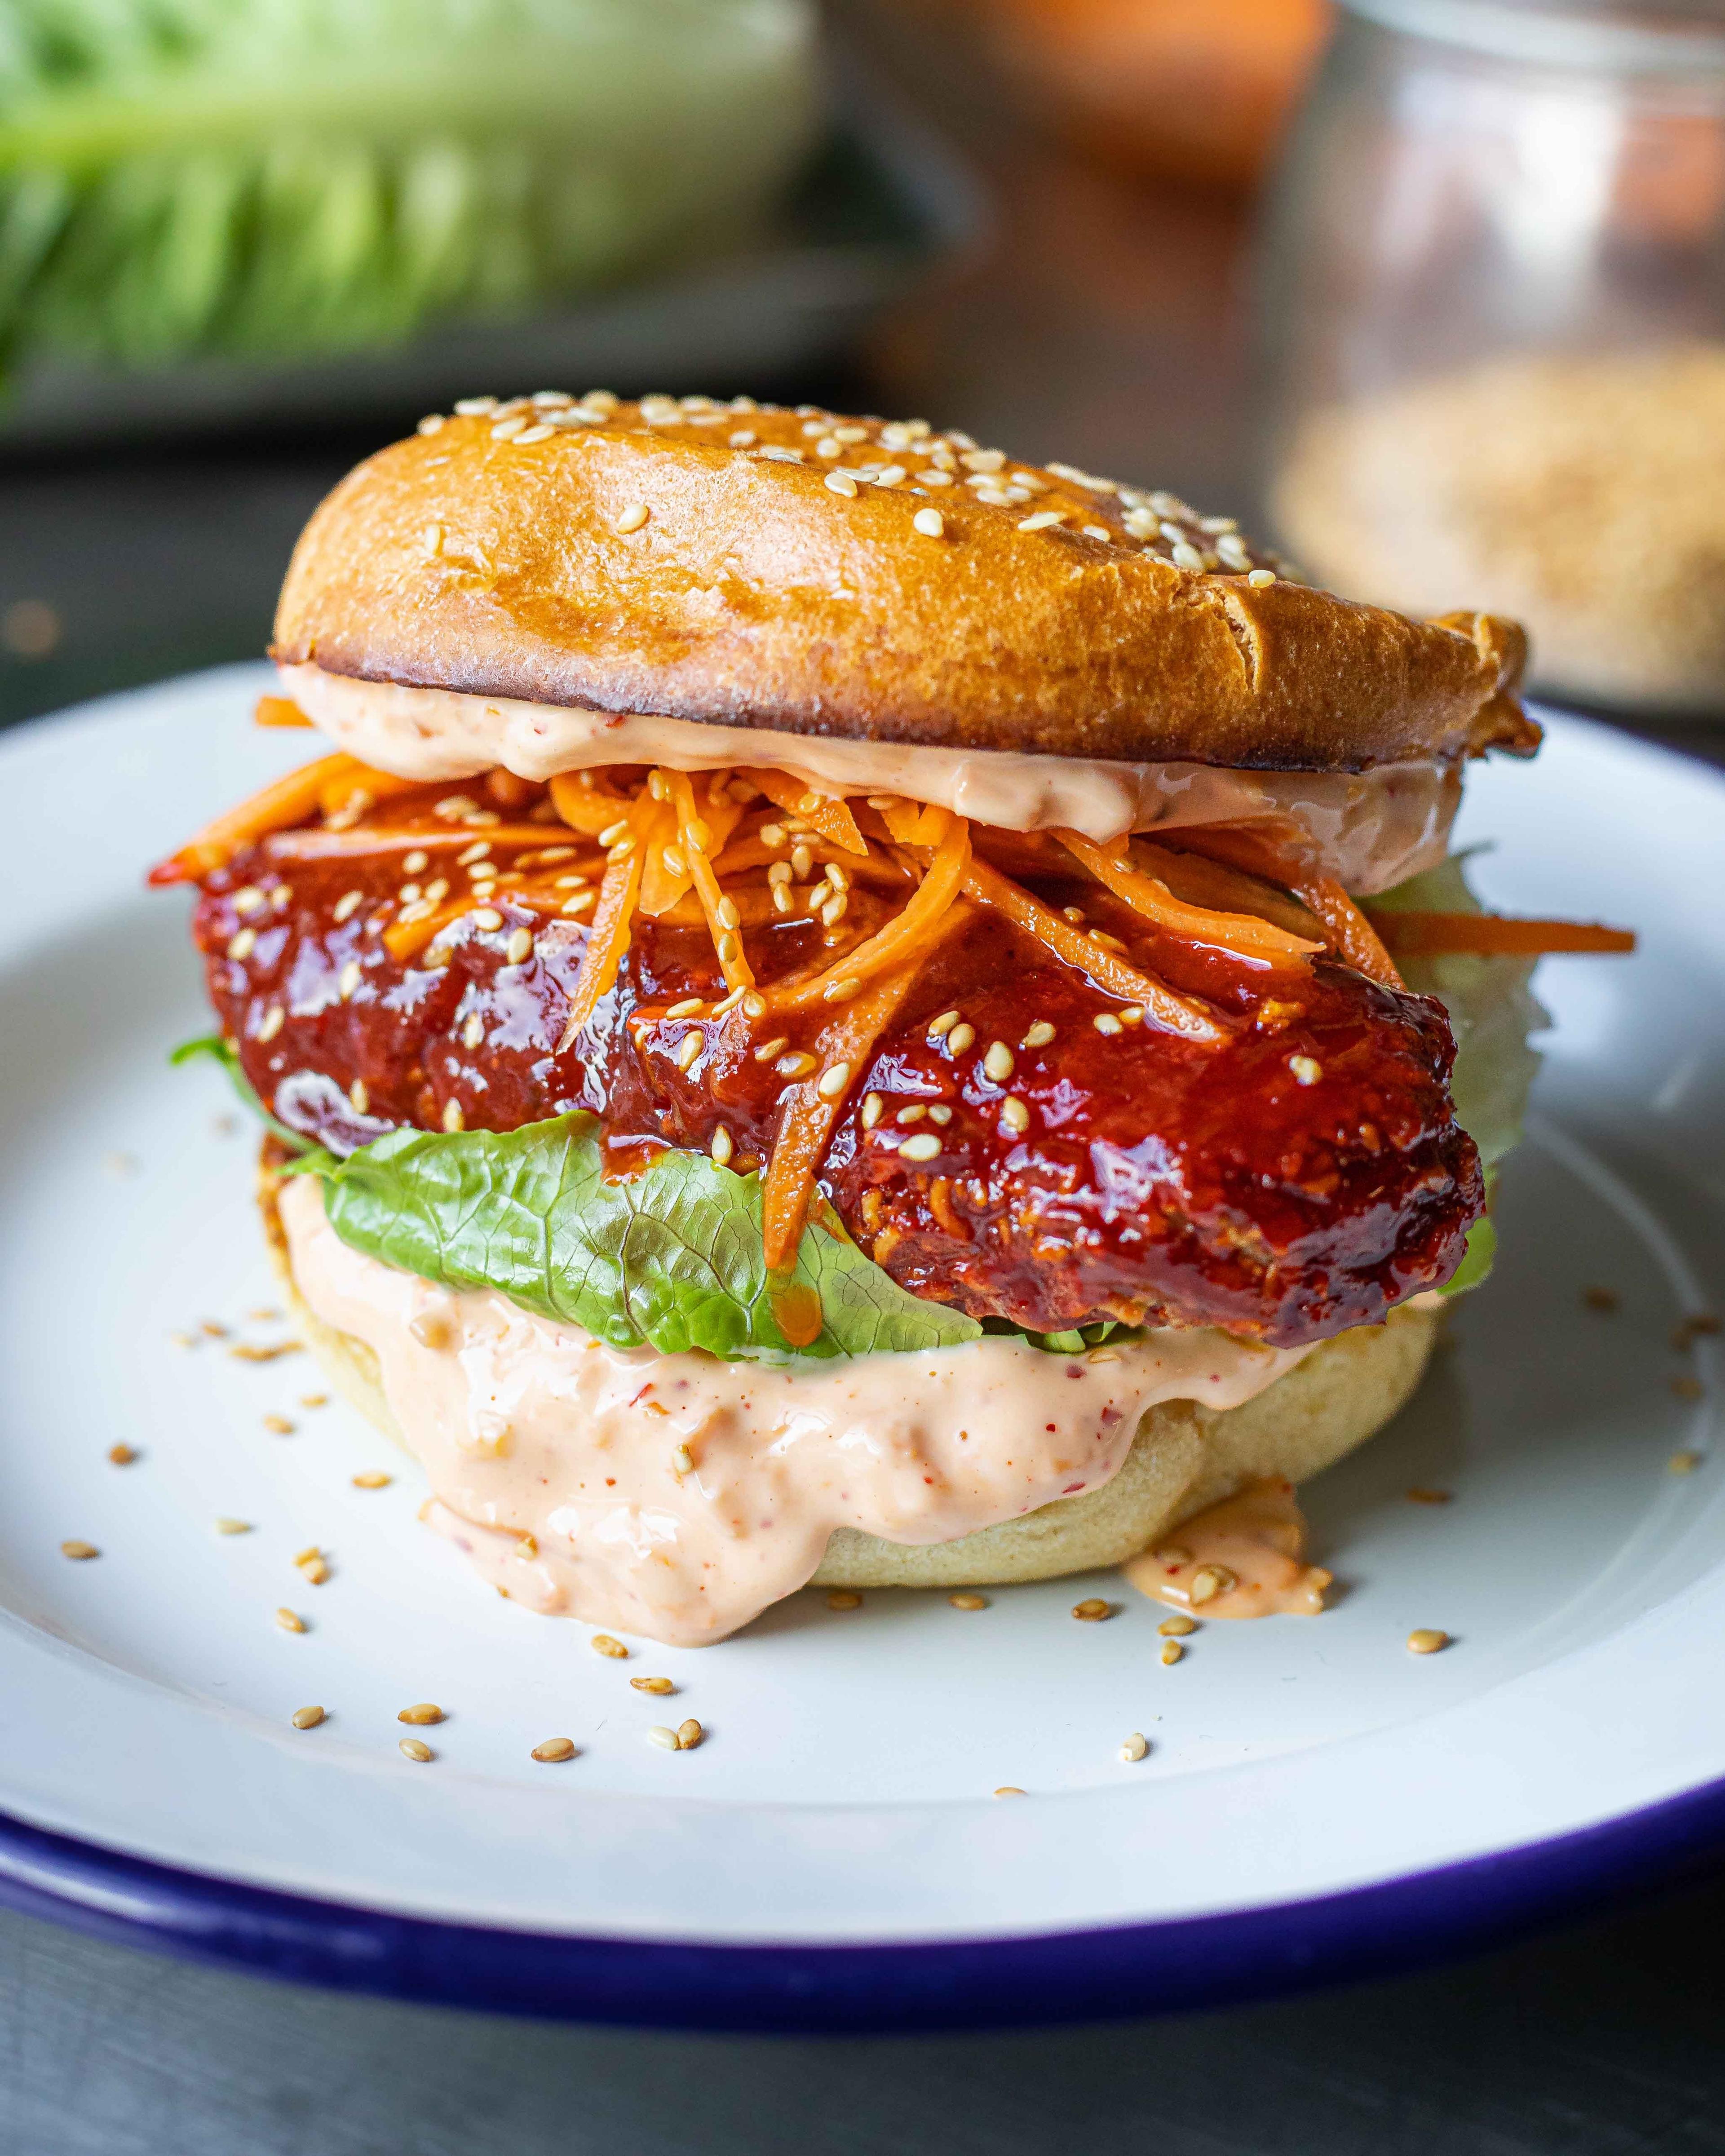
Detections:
[3, 1778, 1725, 2032]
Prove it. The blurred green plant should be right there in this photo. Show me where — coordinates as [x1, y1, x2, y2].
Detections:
[0, 0, 817, 371]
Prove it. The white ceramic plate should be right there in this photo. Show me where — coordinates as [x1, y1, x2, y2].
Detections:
[0, 667, 1719, 2029]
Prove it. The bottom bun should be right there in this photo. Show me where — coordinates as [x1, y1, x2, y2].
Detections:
[261, 1178, 1436, 1593]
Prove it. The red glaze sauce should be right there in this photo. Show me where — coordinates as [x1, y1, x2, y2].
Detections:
[188, 778, 1482, 1346]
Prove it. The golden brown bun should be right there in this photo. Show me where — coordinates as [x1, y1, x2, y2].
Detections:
[273, 393, 1534, 775]
[260, 1173, 1435, 1591]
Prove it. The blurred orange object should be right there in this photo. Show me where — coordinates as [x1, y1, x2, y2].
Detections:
[981, 0, 1332, 191]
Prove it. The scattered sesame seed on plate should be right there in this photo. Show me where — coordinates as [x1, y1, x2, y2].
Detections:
[647, 1726, 681, 1751]
[291, 1705, 325, 1730]
[1158, 1615, 1196, 1637]
[631, 1676, 676, 1694]
[398, 1703, 445, 1726]
[262, 1414, 295, 1435]
[1160, 1640, 1184, 1665]
[275, 1608, 306, 1633]
[1119, 1732, 1149, 1762]
[351, 1471, 393, 1489]
[994, 1786, 1026, 1798]
[214, 1518, 251, 1536]
[398, 1738, 435, 1762]
[532, 1738, 577, 1762]
[1670, 1449, 1703, 1474]
[948, 1593, 988, 1610]
[1407, 1628, 1450, 1655]
[107, 1444, 137, 1465]
[677, 1719, 704, 1750]
[1071, 1598, 1112, 1621]
[591, 1634, 628, 1659]
[59, 1540, 98, 1560]
[825, 1590, 862, 1611]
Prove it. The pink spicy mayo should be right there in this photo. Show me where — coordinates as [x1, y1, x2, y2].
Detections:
[1124, 1477, 1333, 1618]
[281, 1178, 1312, 1644]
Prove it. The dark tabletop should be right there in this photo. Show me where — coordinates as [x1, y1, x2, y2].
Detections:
[3, 8, 1725, 2149]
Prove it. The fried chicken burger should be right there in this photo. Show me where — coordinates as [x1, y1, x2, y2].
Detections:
[154, 390, 1626, 1644]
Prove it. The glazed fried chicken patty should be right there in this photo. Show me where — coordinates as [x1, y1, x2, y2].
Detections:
[190, 784, 1482, 1348]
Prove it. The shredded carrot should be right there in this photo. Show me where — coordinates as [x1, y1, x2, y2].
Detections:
[263, 824, 599, 861]
[1130, 841, 1326, 941]
[664, 771, 752, 990]
[548, 771, 639, 837]
[960, 858, 1223, 1041]
[1295, 877, 1404, 989]
[747, 769, 869, 856]
[761, 923, 969, 1275]
[1055, 829, 1322, 967]
[384, 899, 473, 964]
[1369, 912, 1637, 959]
[555, 803, 661, 1049]
[315, 761, 427, 819]
[767, 811, 972, 1014]
[254, 695, 313, 728]
[149, 753, 363, 883]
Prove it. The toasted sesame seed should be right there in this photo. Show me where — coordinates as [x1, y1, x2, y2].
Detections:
[927, 1104, 953, 1124]
[982, 1041, 1014, 1082]
[1092, 1013, 1123, 1036]
[714, 894, 741, 931]
[1017, 509, 1066, 532]
[1289, 1054, 1323, 1086]
[107, 1443, 137, 1465]
[398, 1738, 434, 1762]
[532, 1738, 577, 1762]
[816, 1061, 852, 1100]
[504, 926, 533, 965]
[257, 1004, 285, 1043]
[214, 1517, 251, 1536]
[899, 1132, 942, 1162]
[615, 504, 650, 534]
[226, 927, 256, 962]
[825, 469, 859, 497]
[262, 1413, 295, 1434]
[710, 1124, 734, 1167]
[1247, 567, 1277, 588]
[994, 1786, 1026, 1798]
[337, 959, 362, 1000]
[897, 1104, 926, 1124]
[1000, 1096, 1030, 1134]
[826, 1590, 862, 1611]
[442, 1099, 464, 1132]
[276, 1607, 306, 1633]
[291, 1705, 325, 1729]
[949, 1592, 988, 1610]
[1158, 1615, 1196, 1637]
[821, 976, 862, 1004]
[743, 991, 767, 1018]
[460, 1011, 485, 1051]
[60, 1539, 98, 1560]
[753, 1036, 790, 1063]
[775, 1051, 818, 1080]
[352, 1471, 393, 1489]
[1021, 1021, 1056, 1048]
[676, 1030, 703, 1072]
[1119, 1731, 1148, 1762]
[398, 1703, 444, 1725]
[677, 1719, 704, 1749]
[349, 1078, 370, 1114]
[927, 1009, 960, 1039]
[913, 507, 945, 538]
[1160, 1640, 1184, 1665]
[515, 424, 554, 445]
[297, 1557, 330, 1586]
[592, 1634, 628, 1659]
[1670, 1449, 1703, 1474]
[1407, 1628, 1450, 1655]
[860, 1092, 884, 1129]
[631, 1677, 676, 1696]
[947, 1022, 976, 1054]
[1072, 1598, 1112, 1621]
[1188, 1565, 1235, 1606]
[672, 1445, 694, 1475]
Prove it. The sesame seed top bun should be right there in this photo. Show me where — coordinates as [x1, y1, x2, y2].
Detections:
[272, 391, 1536, 775]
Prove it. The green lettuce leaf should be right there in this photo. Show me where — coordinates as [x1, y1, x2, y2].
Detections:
[0, 0, 816, 371]
[286, 1110, 983, 1363]
[1372, 853, 1548, 1173]
[1371, 854, 1548, 1294]
[169, 1032, 313, 1153]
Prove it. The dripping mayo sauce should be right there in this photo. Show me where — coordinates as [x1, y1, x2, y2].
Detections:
[280, 662, 1460, 894]
[281, 1177, 1314, 1645]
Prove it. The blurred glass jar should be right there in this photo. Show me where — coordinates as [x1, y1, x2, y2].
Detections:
[1260, 0, 1725, 715]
